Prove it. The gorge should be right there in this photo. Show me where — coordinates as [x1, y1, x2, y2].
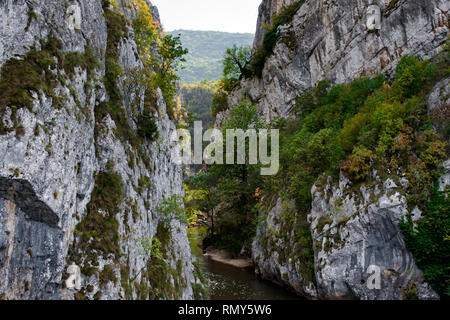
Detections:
[0, 0, 448, 301]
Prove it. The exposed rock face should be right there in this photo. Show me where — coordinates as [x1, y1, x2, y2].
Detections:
[0, 0, 195, 300]
[253, 0, 296, 50]
[252, 198, 318, 298]
[308, 173, 439, 300]
[240, 0, 449, 300]
[217, 0, 449, 126]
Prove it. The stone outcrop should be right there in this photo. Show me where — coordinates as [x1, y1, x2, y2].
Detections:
[217, 0, 449, 126]
[308, 173, 440, 300]
[0, 0, 196, 300]
[253, 0, 296, 50]
[252, 198, 318, 298]
[241, 0, 449, 300]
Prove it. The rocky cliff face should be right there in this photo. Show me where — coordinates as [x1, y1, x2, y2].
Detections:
[216, 0, 449, 126]
[308, 173, 440, 300]
[0, 0, 196, 300]
[231, 0, 449, 300]
[253, 0, 295, 50]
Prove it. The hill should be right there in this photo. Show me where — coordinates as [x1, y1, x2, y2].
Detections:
[168, 30, 254, 83]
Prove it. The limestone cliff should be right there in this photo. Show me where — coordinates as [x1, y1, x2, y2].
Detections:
[221, 0, 449, 300]
[253, 0, 296, 50]
[216, 0, 449, 126]
[0, 0, 198, 300]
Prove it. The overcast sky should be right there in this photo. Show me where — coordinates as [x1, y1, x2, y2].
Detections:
[151, 0, 261, 34]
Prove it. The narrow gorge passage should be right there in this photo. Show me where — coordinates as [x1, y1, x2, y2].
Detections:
[188, 228, 301, 300]
[0, 0, 448, 303]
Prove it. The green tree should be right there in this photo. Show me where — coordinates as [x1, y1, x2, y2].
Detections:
[204, 101, 266, 255]
[151, 34, 188, 113]
[223, 45, 252, 82]
[185, 172, 221, 237]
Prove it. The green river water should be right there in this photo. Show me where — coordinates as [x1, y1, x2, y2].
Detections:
[188, 228, 301, 300]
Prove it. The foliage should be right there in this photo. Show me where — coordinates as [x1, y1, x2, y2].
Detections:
[210, 80, 234, 117]
[222, 45, 252, 84]
[142, 222, 187, 300]
[187, 101, 266, 256]
[399, 183, 450, 298]
[157, 194, 193, 229]
[185, 173, 222, 236]
[103, 8, 128, 107]
[131, 0, 160, 57]
[267, 55, 448, 210]
[340, 147, 374, 181]
[70, 164, 124, 270]
[140, 237, 164, 261]
[0, 37, 99, 135]
[151, 34, 188, 116]
[168, 30, 254, 83]
[137, 111, 158, 141]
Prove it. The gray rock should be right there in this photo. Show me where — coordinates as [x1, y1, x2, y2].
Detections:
[253, 0, 296, 50]
[309, 173, 439, 300]
[252, 198, 318, 298]
[0, 0, 194, 300]
[217, 0, 449, 126]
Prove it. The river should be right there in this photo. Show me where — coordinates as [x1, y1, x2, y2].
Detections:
[188, 227, 301, 300]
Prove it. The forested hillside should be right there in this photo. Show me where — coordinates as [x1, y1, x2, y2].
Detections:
[181, 81, 216, 129]
[168, 30, 253, 83]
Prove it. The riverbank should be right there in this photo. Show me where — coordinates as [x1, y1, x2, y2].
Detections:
[187, 227, 301, 300]
[203, 247, 254, 269]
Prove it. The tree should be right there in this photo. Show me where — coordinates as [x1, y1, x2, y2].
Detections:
[223, 45, 252, 83]
[151, 34, 188, 113]
[202, 101, 266, 256]
[185, 172, 221, 237]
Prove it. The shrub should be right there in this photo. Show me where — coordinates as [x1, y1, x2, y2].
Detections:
[391, 55, 438, 100]
[399, 183, 450, 298]
[71, 166, 124, 265]
[340, 147, 374, 181]
[157, 195, 190, 228]
[0, 37, 99, 136]
[137, 111, 158, 141]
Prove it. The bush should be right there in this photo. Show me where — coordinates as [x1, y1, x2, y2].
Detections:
[340, 147, 374, 181]
[70, 165, 124, 268]
[391, 55, 438, 100]
[399, 183, 450, 298]
[0, 36, 99, 136]
[137, 111, 158, 141]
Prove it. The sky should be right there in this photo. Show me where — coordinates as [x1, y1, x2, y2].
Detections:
[150, 0, 262, 34]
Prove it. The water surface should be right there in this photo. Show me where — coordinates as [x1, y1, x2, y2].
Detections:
[188, 227, 301, 300]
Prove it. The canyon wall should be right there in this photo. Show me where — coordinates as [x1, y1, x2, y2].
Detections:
[0, 0, 199, 300]
[216, 0, 448, 126]
[222, 0, 449, 299]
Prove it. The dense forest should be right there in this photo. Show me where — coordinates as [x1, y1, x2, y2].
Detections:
[181, 81, 216, 130]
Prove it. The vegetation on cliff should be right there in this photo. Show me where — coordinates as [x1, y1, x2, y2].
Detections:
[251, 0, 305, 77]
[0, 36, 99, 136]
[261, 50, 449, 297]
[193, 39, 449, 295]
